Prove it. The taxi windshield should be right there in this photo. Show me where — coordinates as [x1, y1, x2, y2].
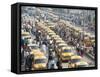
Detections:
[35, 59, 46, 64]
[78, 65, 87, 67]
[64, 49, 71, 52]
[30, 46, 39, 49]
[71, 59, 81, 63]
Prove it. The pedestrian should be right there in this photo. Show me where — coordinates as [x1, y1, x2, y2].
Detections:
[21, 48, 24, 65]
[31, 26, 36, 36]
[41, 42, 48, 58]
[24, 38, 29, 46]
[26, 54, 34, 71]
[56, 60, 62, 69]
[21, 37, 25, 49]
[48, 57, 57, 69]
[48, 51, 58, 69]
[80, 46, 84, 57]
[76, 43, 80, 55]
[24, 50, 30, 70]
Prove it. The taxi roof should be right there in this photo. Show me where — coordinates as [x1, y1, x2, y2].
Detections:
[51, 35, 60, 38]
[48, 32, 55, 34]
[58, 43, 67, 46]
[34, 55, 46, 59]
[61, 46, 72, 50]
[56, 40, 65, 43]
[22, 32, 30, 36]
[54, 37, 62, 40]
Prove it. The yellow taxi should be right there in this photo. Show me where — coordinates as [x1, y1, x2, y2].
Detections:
[23, 35, 31, 39]
[75, 27, 82, 32]
[58, 43, 68, 47]
[68, 55, 88, 68]
[48, 25, 55, 29]
[55, 40, 65, 45]
[91, 39, 95, 45]
[55, 43, 67, 52]
[46, 29, 52, 32]
[47, 22, 55, 28]
[84, 35, 93, 47]
[89, 34, 95, 44]
[48, 32, 56, 36]
[56, 43, 68, 50]
[54, 37, 62, 40]
[21, 32, 30, 36]
[59, 46, 74, 62]
[30, 50, 47, 70]
[51, 34, 60, 39]
[53, 35, 61, 39]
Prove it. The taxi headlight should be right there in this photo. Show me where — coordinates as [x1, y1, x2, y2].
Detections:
[34, 65, 39, 68]
[41, 64, 46, 67]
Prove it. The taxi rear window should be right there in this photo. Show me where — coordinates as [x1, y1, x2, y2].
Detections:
[64, 49, 71, 52]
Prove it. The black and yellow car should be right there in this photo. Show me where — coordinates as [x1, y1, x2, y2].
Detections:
[53, 36, 62, 40]
[30, 50, 48, 70]
[22, 32, 30, 36]
[55, 43, 68, 52]
[68, 55, 88, 68]
[48, 32, 56, 36]
[58, 46, 74, 62]
[55, 40, 65, 44]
